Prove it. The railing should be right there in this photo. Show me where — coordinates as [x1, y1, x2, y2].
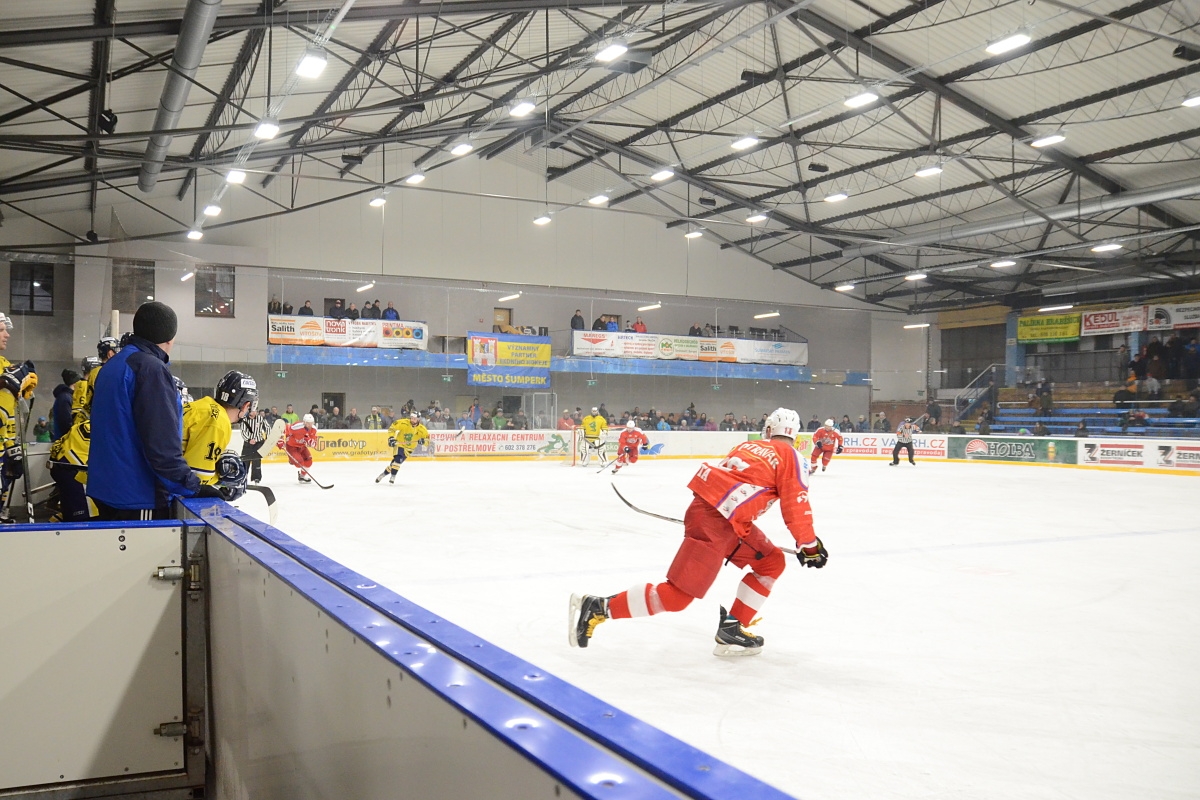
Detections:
[953, 363, 1003, 420]
[1021, 349, 1126, 384]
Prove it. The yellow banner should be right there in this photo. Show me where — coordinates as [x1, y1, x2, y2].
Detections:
[1016, 313, 1080, 343]
[494, 339, 551, 367]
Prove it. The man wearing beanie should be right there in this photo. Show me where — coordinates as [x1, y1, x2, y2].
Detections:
[52, 369, 81, 441]
[88, 301, 220, 520]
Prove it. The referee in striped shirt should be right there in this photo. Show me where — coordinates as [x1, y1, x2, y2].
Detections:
[241, 407, 271, 483]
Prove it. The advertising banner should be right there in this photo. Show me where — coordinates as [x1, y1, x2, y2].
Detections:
[794, 432, 948, 458]
[572, 331, 808, 366]
[948, 436, 1077, 463]
[1080, 442, 1144, 466]
[1080, 306, 1147, 336]
[266, 315, 428, 349]
[1147, 301, 1200, 331]
[1016, 313, 1081, 343]
[1153, 444, 1200, 469]
[467, 331, 552, 388]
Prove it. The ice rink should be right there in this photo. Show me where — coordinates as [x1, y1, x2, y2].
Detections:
[234, 456, 1200, 800]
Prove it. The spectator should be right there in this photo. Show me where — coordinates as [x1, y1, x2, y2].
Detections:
[492, 408, 507, 430]
[704, 323, 715, 337]
[1129, 349, 1148, 380]
[719, 413, 737, 431]
[977, 416, 991, 435]
[512, 410, 529, 430]
[382, 302, 400, 321]
[367, 301, 382, 320]
[737, 414, 753, 431]
[688, 322, 702, 336]
[1074, 419, 1089, 437]
[345, 303, 360, 321]
[469, 398, 481, 425]
[805, 415, 820, 431]
[558, 409, 574, 430]
[1144, 373, 1162, 401]
[329, 299, 345, 319]
[633, 316, 647, 333]
[457, 411, 475, 430]
[605, 316, 619, 332]
[624, 321, 635, 333]
[839, 415, 853, 433]
[592, 316, 607, 331]
[380, 407, 395, 428]
[855, 414, 869, 432]
[345, 408, 362, 428]
[364, 406, 383, 429]
[874, 412, 891, 433]
[328, 407, 346, 429]
[677, 417, 689, 430]
[52, 368, 81, 440]
[281, 404, 299, 424]
[950, 421, 966, 434]
[1039, 387, 1054, 417]
[268, 296, 282, 314]
[1168, 396, 1186, 418]
[281, 300, 293, 314]
[1115, 343, 1129, 381]
[1033, 421, 1050, 436]
[265, 406, 280, 426]
[925, 399, 941, 427]
[1147, 355, 1167, 382]
[33, 417, 51, 442]
[479, 411, 492, 430]
[570, 310, 585, 331]
[656, 416, 671, 431]
[1166, 333, 1183, 379]
[297, 300, 315, 316]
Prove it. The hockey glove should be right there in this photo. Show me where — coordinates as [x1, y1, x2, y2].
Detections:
[388, 436, 397, 447]
[195, 485, 223, 499]
[0, 360, 36, 398]
[3, 451, 23, 481]
[215, 454, 248, 502]
[836, 445, 843, 455]
[796, 537, 828, 569]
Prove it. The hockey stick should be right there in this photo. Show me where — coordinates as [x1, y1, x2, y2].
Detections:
[285, 454, 335, 489]
[15, 397, 33, 520]
[245, 485, 278, 525]
[610, 484, 799, 555]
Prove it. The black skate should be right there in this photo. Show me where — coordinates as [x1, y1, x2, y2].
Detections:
[375, 471, 387, 484]
[298, 471, 311, 483]
[568, 594, 608, 648]
[713, 606, 763, 657]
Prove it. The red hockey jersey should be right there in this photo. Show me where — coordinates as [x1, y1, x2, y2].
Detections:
[284, 421, 318, 448]
[618, 427, 649, 452]
[687, 438, 817, 548]
[812, 427, 843, 450]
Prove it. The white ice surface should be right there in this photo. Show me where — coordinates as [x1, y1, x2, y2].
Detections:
[234, 458, 1200, 800]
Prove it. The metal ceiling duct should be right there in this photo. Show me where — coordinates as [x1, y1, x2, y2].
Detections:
[138, 0, 223, 193]
[843, 177, 1200, 258]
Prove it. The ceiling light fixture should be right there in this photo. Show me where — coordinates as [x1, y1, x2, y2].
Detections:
[824, 192, 849, 203]
[498, 292, 521, 302]
[991, 259, 1017, 268]
[533, 214, 552, 226]
[684, 229, 703, 239]
[450, 141, 474, 156]
[203, 203, 221, 217]
[588, 194, 609, 205]
[186, 229, 203, 240]
[296, 46, 328, 78]
[1030, 132, 1066, 148]
[753, 311, 780, 319]
[651, 169, 675, 182]
[903, 323, 931, 329]
[844, 91, 878, 109]
[731, 135, 760, 150]
[595, 41, 628, 63]
[638, 303, 661, 311]
[357, 282, 375, 293]
[905, 272, 927, 281]
[253, 117, 280, 140]
[1090, 243, 1123, 252]
[834, 283, 855, 292]
[986, 31, 1031, 55]
[225, 169, 246, 184]
[369, 193, 387, 208]
[180, 271, 194, 282]
[746, 212, 768, 223]
[1038, 304, 1074, 313]
[509, 99, 537, 118]
[405, 172, 426, 185]
[1183, 95, 1200, 108]
[914, 164, 943, 178]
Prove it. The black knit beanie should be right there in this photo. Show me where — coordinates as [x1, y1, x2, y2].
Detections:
[62, 369, 82, 385]
[133, 301, 178, 344]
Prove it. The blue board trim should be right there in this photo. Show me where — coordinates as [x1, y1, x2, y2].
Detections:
[184, 499, 794, 800]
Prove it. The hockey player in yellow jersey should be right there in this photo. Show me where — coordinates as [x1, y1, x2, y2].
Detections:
[376, 411, 429, 484]
[49, 338, 119, 521]
[70, 337, 119, 421]
[0, 311, 37, 519]
[181, 370, 257, 492]
[579, 407, 608, 465]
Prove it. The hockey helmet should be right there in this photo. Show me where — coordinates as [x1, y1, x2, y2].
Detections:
[824, 418, 834, 428]
[303, 413, 315, 424]
[81, 355, 102, 373]
[215, 370, 259, 415]
[904, 417, 913, 424]
[409, 411, 420, 421]
[763, 408, 801, 440]
[214, 453, 248, 502]
[626, 420, 637, 429]
[0, 312, 12, 333]
[591, 407, 599, 413]
[172, 375, 193, 403]
[97, 336, 120, 361]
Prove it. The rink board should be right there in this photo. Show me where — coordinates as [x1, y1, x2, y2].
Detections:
[186, 498, 793, 800]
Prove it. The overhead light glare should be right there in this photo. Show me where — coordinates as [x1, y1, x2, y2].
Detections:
[295, 47, 328, 78]
[253, 118, 279, 140]
[753, 311, 780, 319]
[905, 272, 927, 281]
[180, 271, 194, 282]
[914, 165, 943, 178]
[533, 214, 552, 226]
[509, 99, 537, 118]
[834, 283, 855, 292]
[844, 91, 878, 109]
[746, 212, 767, 223]
[369, 194, 387, 208]
[357, 282, 375, 293]
[1038, 304, 1074, 313]
[588, 194, 609, 205]
[824, 192, 848, 203]
[186, 229, 203, 240]
[405, 172, 426, 185]
[731, 135, 760, 151]
[684, 229, 703, 239]
[991, 259, 1017, 268]
[595, 42, 628, 63]
[498, 292, 521, 302]
[202, 203, 221, 217]
[1030, 132, 1066, 148]
[986, 32, 1031, 55]
[651, 169, 674, 182]
[638, 303, 661, 311]
[225, 169, 246, 184]
[450, 141, 474, 156]
[1183, 95, 1200, 108]
[903, 323, 931, 329]
[1091, 243, 1123, 253]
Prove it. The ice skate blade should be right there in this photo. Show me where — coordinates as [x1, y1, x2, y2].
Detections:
[712, 642, 763, 657]
[567, 593, 583, 648]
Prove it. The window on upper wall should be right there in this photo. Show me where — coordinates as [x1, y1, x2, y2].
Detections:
[112, 259, 156, 313]
[9, 263, 54, 315]
[194, 265, 235, 318]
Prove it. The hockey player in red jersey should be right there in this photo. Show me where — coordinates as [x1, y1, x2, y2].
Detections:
[570, 408, 828, 657]
[809, 418, 843, 473]
[612, 420, 649, 473]
[280, 413, 319, 483]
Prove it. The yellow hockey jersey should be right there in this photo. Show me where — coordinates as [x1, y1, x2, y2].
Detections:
[71, 364, 101, 420]
[181, 396, 233, 484]
[581, 413, 607, 441]
[387, 418, 429, 453]
[50, 417, 91, 467]
[0, 356, 14, 456]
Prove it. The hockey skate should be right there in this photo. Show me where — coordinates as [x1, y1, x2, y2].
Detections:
[389, 473, 396, 484]
[375, 471, 387, 484]
[713, 606, 763, 657]
[568, 594, 608, 648]
[298, 470, 311, 483]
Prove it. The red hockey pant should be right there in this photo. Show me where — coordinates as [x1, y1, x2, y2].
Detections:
[618, 445, 640, 464]
[811, 445, 834, 468]
[607, 496, 786, 627]
[286, 443, 313, 469]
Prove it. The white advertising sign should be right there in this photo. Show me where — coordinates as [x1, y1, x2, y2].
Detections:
[1147, 302, 1200, 331]
[572, 331, 808, 366]
[267, 315, 429, 349]
[1080, 306, 1146, 336]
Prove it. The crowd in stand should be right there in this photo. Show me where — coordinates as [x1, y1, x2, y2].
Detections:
[268, 297, 403, 321]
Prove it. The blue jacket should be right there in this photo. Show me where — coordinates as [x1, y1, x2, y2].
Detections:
[51, 383, 74, 441]
[87, 337, 201, 510]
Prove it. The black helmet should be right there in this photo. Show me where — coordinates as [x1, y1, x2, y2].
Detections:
[81, 356, 102, 373]
[173, 375, 192, 403]
[904, 417, 913, 424]
[215, 370, 259, 413]
[97, 336, 119, 361]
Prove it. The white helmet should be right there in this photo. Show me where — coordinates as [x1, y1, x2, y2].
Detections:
[591, 406, 599, 413]
[303, 413, 315, 424]
[626, 420, 636, 429]
[763, 408, 801, 439]
[824, 419, 834, 428]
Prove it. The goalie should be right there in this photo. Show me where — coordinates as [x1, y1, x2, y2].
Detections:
[377, 411, 429, 484]
[612, 421, 649, 473]
[580, 406, 608, 465]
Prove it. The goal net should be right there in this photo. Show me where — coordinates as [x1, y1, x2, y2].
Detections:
[562, 427, 615, 467]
